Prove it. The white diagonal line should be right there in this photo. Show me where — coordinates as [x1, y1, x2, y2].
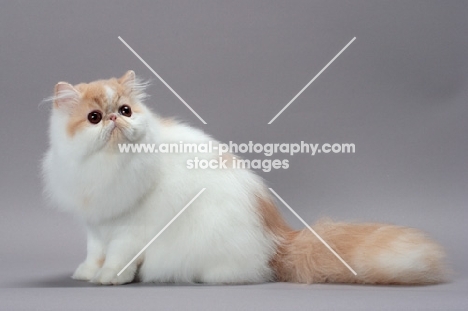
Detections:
[117, 188, 206, 276]
[268, 37, 356, 124]
[268, 188, 357, 276]
[118, 36, 207, 124]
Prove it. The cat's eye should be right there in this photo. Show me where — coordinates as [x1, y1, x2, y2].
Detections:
[119, 105, 132, 117]
[87, 111, 102, 124]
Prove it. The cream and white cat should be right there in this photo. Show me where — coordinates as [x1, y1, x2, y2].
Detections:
[42, 71, 448, 285]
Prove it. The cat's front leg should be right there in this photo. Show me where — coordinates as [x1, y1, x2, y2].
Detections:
[91, 236, 143, 285]
[72, 231, 104, 281]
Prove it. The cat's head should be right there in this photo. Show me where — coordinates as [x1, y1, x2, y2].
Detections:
[48, 71, 151, 155]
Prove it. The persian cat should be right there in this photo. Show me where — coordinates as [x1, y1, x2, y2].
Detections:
[42, 71, 447, 285]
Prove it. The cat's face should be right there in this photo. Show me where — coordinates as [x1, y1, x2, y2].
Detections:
[50, 71, 149, 155]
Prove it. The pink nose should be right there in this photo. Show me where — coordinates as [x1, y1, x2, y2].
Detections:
[109, 114, 117, 121]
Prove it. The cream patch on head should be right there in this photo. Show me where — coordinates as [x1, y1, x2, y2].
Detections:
[61, 74, 146, 139]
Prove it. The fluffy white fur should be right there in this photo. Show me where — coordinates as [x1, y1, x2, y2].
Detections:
[43, 72, 274, 285]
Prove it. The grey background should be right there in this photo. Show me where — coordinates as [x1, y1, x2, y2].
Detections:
[1, 0, 467, 310]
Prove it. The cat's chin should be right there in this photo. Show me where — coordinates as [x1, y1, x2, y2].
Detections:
[108, 127, 125, 144]
[101, 123, 134, 147]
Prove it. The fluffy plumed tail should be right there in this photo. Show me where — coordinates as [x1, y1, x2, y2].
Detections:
[272, 220, 448, 284]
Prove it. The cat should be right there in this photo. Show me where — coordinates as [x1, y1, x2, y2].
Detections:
[42, 71, 448, 285]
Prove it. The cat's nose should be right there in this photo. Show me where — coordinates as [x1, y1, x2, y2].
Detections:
[109, 114, 117, 121]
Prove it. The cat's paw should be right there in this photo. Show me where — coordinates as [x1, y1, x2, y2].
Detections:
[91, 267, 135, 285]
[72, 261, 100, 281]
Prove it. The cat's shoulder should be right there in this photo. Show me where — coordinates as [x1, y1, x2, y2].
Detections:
[156, 116, 213, 143]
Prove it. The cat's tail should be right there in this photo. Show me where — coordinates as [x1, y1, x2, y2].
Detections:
[272, 220, 449, 284]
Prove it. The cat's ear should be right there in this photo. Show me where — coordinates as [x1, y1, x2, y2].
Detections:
[53, 82, 80, 109]
[118, 70, 136, 89]
[118, 70, 148, 102]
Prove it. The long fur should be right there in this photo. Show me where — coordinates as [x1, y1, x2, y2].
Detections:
[42, 71, 448, 285]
